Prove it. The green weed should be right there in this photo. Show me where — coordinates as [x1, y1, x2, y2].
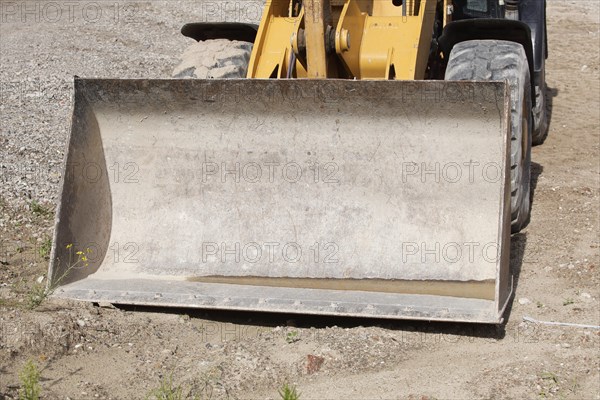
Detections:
[286, 331, 300, 344]
[562, 298, 574, 306]
[147, 374, 184, 400]
[19, 359, 41, 400]
[147, 373, 207, 400]
[26, 243, 90, 309]
[38, 237, 52, 260]
[278, 383, 300, 400]
[30, 200, 50, 217]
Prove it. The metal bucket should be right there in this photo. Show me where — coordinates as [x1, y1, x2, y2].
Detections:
[49, 78, 512, 323]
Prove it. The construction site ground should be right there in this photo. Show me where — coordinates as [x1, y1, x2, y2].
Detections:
[0, 0, 599, 398]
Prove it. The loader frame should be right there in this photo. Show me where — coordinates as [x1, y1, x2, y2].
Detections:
[183, 0, 547, 89]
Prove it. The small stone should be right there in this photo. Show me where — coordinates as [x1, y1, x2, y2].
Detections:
[76, 319, 85, 327]
[97, 302, 116, 309]
[306, 354, 325, 374]
[518, 298, 531, 305]
[36, 276, 45, 284]
[580, 292, 592, 299]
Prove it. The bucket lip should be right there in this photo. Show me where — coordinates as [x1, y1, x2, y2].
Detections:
[71, 77, 508, 108]
[53, 277, 503, 324]
[73, 77, 509, 83]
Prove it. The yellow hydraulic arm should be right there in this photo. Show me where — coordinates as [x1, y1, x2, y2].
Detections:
[247, 0, 438, 80]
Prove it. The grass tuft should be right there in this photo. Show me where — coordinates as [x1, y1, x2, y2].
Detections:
[147, 374, 184, 400]
[38, 237, 52, 260]
[278, 383, 300, 400]
[26, 284, 47, 310]
[30, 200, 51, 217]
[19, 359, 41, 400]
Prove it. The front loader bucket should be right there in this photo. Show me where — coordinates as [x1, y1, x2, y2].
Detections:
[49, 78, 512, 323]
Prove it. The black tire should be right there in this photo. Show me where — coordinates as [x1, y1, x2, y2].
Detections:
[172, 39, 252, 79]
[445, 40, 532, 233]
[532, 77, 549, 145]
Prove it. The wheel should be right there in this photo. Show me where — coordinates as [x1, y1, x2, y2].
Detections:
[172, 39, 252, 79]
[532, 75, 549, 145]
[445, 40, 532, 233]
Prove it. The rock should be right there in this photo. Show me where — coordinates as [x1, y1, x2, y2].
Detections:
[518, 298, 531, 305]
[306, 354, 325, 374]
[580, 292, 592, 299]
[97, 302, 116, 309]
[36, 275, 45, 284]
[76, 319, 85, 327]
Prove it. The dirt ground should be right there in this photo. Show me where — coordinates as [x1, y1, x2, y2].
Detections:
[1, 0, 599, 399]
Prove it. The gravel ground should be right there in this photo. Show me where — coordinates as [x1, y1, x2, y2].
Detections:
[0, 0, 261, 208]
[1, 0, 599, 399]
